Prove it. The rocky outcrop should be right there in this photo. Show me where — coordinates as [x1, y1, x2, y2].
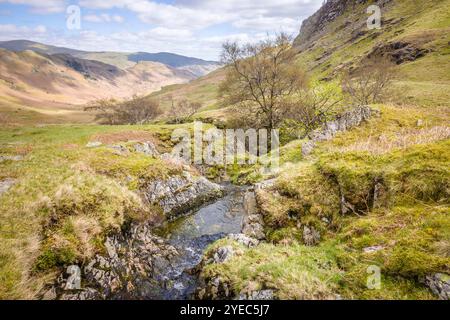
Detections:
[302, 106, 375, 156]
[368, 41, 429, 64]
[242, 191, 265, 240]
[227, 234, 259, 248]
[142, 171, 223, 219]
[294, 0, 394, 51]
[134, 142, 159, 157]
[425, 273, 450, 300]
[56, 223, 179, 300]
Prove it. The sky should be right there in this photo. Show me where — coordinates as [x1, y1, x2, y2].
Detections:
[0, 0, 323, 61]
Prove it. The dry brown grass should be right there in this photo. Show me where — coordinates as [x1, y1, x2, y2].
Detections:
[332, 126, 450, 154]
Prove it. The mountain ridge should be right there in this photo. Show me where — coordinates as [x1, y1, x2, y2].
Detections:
[0, 40, 220, 76]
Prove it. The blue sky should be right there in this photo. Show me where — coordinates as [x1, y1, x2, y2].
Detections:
[0, 0, 323, 60]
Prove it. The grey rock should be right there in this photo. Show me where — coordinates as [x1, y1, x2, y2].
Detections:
[363, 246, 384, 254]
[227, 234, 259, 248]
[425, 273, 450, 300]
[142, 171, 223, 219]
[301, 140, 316, 156]
[0, 179, 15, 195]
[303, 106, 374, 156]
[254, 179, 276, 191]
[58, 223, 180, 300]
[0, 155, 23, 162]
[303, 226, 321, 246]
[213, 246, 235, 264]
[86, 141, 102, 148]
[243, 191, 258, 215]
[134, 141, 159, 157]
[238, 290, 274, 300]
[242, 220, 265, 240]
[109, 145, 129, 156]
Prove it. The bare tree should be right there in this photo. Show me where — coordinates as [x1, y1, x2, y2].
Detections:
[85, 95, 162, 125]
[286, 82, 343, 135]
[342, 56, 395, 106]
[220, 33, 308, 131]
[167, 98, 202, 124]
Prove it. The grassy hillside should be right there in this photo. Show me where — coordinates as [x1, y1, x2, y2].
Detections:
[0, 49, 196, 125]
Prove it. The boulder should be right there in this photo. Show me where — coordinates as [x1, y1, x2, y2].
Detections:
[134, 141, 159, 157]
[227, 234, 259, 248]
[213, 246, 235, 264]
[425, 273, 450, 300]
[142, 171, 223, 219]
[303, 225, 321, 246]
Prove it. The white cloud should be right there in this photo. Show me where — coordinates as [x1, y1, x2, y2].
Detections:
[0, 0, 324, 60]
[0, 0, 66, 13]
[84, 13, 124, 23]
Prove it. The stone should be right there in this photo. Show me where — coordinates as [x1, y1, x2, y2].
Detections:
[0, 155, 23, 162]
[142, 171, 223, 219]
[301, 140, 316, 156]
[109, 145, 129, 156]
[425, 273, 450, 300]
[416, 119, 424, 127]
[134, 141, 159, 157]
[55, 223, 181, 300]
[227, 234, 259, 248]
[0, 178, 15, 195]
[363, 246, 384, 254]
[238, 290, 274, 300]
[303, 106, 374, 156]
[303, 226, 321, 246]
[86, 141, 102, 148]
[242, 221, 265, 240]
[213, 246, 235, 264]
[243, 191, 258, 215]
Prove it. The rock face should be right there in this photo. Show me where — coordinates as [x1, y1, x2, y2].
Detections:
[368, 41, 429, 65]
[294, 0, 393, 51]
[242, 191, 265, 240]
[57, 224, 180, 300]
[134, 142, 159, 157]
[302, 106, 375, 156]
[142, 171, 223, 219]
[425, 273, 450, 300]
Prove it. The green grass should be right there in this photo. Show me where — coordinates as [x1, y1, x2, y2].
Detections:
[0, 123, 195, 298]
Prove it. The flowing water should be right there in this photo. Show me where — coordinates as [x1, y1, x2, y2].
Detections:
[153, 184, 247, 299]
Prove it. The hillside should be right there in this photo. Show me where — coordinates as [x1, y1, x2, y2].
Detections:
[0, 40, 220, 77]
[0, 49, 197, 124]
[149, 0, 450, 113]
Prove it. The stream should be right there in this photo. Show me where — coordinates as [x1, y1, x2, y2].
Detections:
[152, 184, 247, 300]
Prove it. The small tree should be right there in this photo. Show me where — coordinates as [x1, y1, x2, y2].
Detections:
[167, 98, 202, 124]
[280, 81, 343, 140]
[85, 95, 162, 125]
[342, 56, 395, 106]
[220, 33, 307, 131]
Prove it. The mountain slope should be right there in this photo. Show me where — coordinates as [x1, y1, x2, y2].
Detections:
[150, 0, 449, 113]
[0, 49, 196, 124]
[0, 40, 220, 77]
